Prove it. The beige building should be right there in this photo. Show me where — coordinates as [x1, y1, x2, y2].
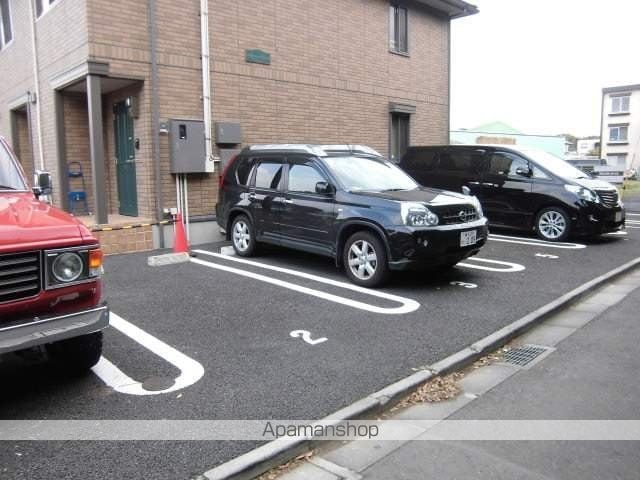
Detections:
[600, 84, 640, 172]
[0, 0, 477, 252]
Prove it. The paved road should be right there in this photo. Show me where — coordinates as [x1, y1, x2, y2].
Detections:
[1, 224, 639, 479]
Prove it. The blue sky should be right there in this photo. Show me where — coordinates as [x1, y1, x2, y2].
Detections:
[450, 0, 640, 137]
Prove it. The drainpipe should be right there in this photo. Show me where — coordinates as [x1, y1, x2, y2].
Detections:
[200, 0, 213, 169]
[27, 0, 44, 170]
[148, 0, 165, 247]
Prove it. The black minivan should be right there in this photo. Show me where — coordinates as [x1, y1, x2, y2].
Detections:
[399, 145, 625, 241]
[216, 144, 488, 287]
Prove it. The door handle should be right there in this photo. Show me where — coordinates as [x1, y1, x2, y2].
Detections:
[468, 181, 480, 185]
[283, 199, 294, 204]
[248, 193, 256, 201]
[481, 182, 498, 187]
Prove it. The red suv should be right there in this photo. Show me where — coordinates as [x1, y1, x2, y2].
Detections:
[0, 137, 108, 372]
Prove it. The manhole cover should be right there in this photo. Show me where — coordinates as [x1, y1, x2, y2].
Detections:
[142, 376, 175, 391]
[502, 345, 549, 367]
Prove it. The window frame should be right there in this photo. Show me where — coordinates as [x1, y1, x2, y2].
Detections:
[611, 95, 630, 114]
[0, 0, 14, 50]
[251, 158, 285, 192]
[389, 4, 409, 55]
[35, 0, 61, 20]
[608, 125, 629, 143]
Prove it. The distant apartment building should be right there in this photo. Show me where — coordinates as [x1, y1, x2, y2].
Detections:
[576, 137, 600, 157]
[0, 0, 478, 252]
[450, 121, 567, 157]
[600, 84, 640, 171]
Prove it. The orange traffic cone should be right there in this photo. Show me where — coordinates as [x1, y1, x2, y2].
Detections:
[173, 213, 189, 253]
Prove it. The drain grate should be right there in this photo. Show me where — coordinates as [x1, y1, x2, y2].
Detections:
[502, 345, 549, 367]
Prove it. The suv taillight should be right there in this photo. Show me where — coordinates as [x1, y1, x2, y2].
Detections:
[219, 154, 239, 189]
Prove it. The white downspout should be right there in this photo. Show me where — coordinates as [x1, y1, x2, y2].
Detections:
[27, 0, 45, 170]
[200, 0, 213, 172]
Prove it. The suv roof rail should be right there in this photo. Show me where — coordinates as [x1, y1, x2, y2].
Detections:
[246, 144, 382, 157]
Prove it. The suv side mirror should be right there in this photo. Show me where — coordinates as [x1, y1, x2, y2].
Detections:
[33, 170, 53, 197]
[515, 167, 532, 178]
[315, 181, 333, 195]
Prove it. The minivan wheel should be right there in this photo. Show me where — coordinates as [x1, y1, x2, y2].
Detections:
[231, 215, 256, 256]
[343, 231, 389, 288]
[535, 207, 571, 241]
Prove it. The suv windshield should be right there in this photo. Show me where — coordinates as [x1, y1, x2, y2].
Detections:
[323, 156, 418, 192]
[0, 141, 27, 191]
[522, 149, 590, 180]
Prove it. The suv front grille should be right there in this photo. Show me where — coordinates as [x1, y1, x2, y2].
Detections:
[0, 251, 42, 304]
[436, 205, 478, 225]
[595, 189, 619, 207]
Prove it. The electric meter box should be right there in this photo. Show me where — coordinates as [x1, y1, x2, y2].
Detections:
[169, 119, 212, 173]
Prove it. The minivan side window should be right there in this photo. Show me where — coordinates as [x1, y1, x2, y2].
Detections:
[254, 162, 284, 190]
[488, 152, 528, 177]
[288, 164, 326, 194]
[439, 151, 483, 172]
[402, 149, 438, 171]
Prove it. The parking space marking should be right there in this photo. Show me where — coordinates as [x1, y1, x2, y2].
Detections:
[91, 313, 205, 396]
[290, 330, 328, 346]
[536, 253, 559, 259]
[488, 233, 586, 249]
[191, 249, 420, 315]
[606, 231, 628, 235]
[458, 257, 525, 272]
[450, 281, 478, 289]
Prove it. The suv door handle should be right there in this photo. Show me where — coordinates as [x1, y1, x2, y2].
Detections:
[283, 199, 294, 204]
[468, 181, 480, 185]
[248, 193, 256, 201]
[482, 182, 497, 187]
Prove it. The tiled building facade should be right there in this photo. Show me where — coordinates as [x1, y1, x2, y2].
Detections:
[0, 0, 476, 250]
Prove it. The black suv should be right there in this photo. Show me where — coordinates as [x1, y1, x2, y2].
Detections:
[216, 145, 488, 287]
[399, 145, 626, 241]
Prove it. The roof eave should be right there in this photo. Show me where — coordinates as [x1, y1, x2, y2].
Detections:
[417, 0, 479, 19]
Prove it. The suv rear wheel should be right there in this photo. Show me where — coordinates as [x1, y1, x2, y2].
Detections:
[231, 214, 257, 256]
[343, 231, 389, 288]
[46, 331, 103, 373]
[535, 207, 571, 241]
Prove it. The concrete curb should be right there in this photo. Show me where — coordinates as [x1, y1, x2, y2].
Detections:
[203, 256, 640, 480]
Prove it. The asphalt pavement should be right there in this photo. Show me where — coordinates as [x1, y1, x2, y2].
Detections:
[288, 269, 640, 480]
[1, 223, 639, 479]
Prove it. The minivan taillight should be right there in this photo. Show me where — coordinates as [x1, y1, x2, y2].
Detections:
[219, 154, 239, 189]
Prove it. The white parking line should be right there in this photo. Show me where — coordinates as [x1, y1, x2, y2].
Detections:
[488, 233, 586, 249]
[191, 249, 420, 315]
[92, 313, 205, 396]
[627, 220, 640, 224]
[628, 213, 640, 216]
[458, 257, 525, 273]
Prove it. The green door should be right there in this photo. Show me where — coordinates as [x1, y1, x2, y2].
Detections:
[113, 101, 138, 216]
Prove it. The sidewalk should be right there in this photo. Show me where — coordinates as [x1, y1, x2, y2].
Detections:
[279, 268, 640, 480]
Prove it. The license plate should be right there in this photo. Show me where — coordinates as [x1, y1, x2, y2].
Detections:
[615, 211, 623, 222]
[460, 230, 477, 247]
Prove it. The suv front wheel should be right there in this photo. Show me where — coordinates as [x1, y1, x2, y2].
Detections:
[46, 331, 103, 374]
[343, 231, 389, 288]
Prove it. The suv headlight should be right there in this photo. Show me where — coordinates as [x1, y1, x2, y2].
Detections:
[401, 202, 439, 226]
[565, 184, 599, 203]
[469, 195, 483, 218]
[45, 247, 104, 289]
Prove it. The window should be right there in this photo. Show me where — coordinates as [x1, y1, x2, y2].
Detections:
[35, 0, 59, 18]
[254, 162, 283, 190]
[439, 150, 484, 172]
[487, 152, 528, 177]
[234, 158, 255, 186]
[389, 5, 408, 54]
[390, 113, 410, 162]
[532, 166, 551, 180]
[611, 95, 630, 113]
[288, 164, 326, 194]
[607, 154, 627, 167]
[0, 0, 13, 49]
[609, 125, 628, 142]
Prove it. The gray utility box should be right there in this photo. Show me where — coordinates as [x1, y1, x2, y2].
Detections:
[215, 122, 242, 145]
[169, 119, 212, 173]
